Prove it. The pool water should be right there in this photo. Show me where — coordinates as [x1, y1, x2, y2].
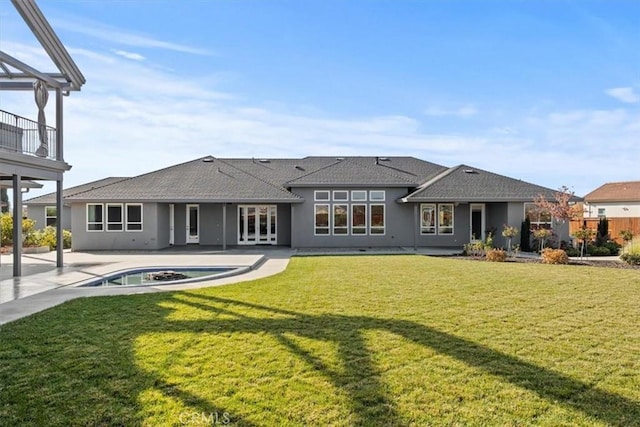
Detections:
[82, 267, 237, 287]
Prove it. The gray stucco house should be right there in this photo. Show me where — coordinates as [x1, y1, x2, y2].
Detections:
[32, 155, 573, 251]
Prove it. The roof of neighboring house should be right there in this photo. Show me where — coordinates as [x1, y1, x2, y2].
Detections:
[402, 165, 577, 203]
[64, 157, 303, 203]
[24, 177, 128, 205]
[584, 181, 640, 203]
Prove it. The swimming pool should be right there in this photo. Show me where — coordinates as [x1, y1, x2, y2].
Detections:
[79, 266, 246, 287]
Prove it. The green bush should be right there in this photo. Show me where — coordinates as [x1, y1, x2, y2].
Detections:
[601, 241, 621, 255]
[621, 253, 640, 265]
[36, 226, 72, 250]
[587, 246, 611, 256]
[1, 213, 12, 245]
[565, 247, 580, 257]
[486, 248, 507, 262]
[541, 248, 569, 264]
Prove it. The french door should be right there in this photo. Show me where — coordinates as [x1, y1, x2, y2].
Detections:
[238, 205, 277, 245]
[186, 204, 199, 244]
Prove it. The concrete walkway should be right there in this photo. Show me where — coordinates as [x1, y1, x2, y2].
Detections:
[0, 249, 293, 326]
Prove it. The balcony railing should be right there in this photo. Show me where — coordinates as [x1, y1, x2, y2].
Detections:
[0, 109, 57, 161]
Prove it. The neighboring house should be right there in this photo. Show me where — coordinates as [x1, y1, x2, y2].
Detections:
[0, 0, 85, 276]
[24, 177, 128, 230]
[583, 181, 640, 219]
[62, 155, 575, 251]
[579, 181, 640, 242]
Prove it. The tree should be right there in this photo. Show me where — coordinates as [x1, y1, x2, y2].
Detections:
[1, 188, 9, 213]
[533, 186, 583, 224]
[520, 218, 531, 252]
[596, 217, 610, 246]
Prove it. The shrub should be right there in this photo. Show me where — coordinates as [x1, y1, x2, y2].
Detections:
[621, 253, 640, 265]
[587, 246, 611, 256]
[565, 247, 580, 257]
[1, 213, 12, 245]
[464, 241, 486, 258]
[486, 248, 507, 262]
[541, 248, 569, 264]
[36, 226, 72, 250]
[601, 241, 621, 256]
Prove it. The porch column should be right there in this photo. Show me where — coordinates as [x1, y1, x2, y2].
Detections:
[222, 203, 227, 251]
[56, 87, 63, 161]
[56, 179, 63, 267]
[12, 174, 22, 277]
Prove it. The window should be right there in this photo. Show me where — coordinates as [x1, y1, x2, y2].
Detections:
[351, 190, 367, 201]
[315, 204, 329, 235]
[352, 204, 367, 234]
[333, 204, 348, 234]
[87, 204, 104, 231]
[45, 206, 57, 227]
[597, 208, 606, 218]
[524, 203, 551, 229]
[420, 204, 436, 234]
[106, 204, 123, 231]
[370, 204, 385, 234]
[438, 204, 454, 234]
[333, 190, 349, 201]
[315, 191, 330, 201]
[370, 190, 385, 201]
[126, 204, 143, 231]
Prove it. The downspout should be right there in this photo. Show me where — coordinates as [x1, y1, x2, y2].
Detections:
[222, 203, 227, 251]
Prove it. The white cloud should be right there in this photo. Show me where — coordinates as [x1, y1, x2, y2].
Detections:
[113, 50, 145, 61]
[52, 17, 213, 56]
[605, 87, 639, 104]
[423, 105, 477, 117]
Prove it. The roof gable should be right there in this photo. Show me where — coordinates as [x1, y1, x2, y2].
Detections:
[404, 165, 571, 202]
[65, 157, 302, 203]
[585, 181, 640, 202]
[24, 177, 128, 205]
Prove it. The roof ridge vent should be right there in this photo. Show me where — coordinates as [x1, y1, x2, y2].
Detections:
[202, 156, 214, 163]
[463, 168, 477, 174]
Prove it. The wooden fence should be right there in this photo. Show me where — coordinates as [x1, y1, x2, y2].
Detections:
[569, 217, 640, 243]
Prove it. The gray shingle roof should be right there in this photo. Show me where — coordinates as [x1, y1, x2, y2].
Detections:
[285, 157, 440, 187]
[24, 177, 128, 205]
[64, 157, 302, 203]
[403, 165, 572, 202]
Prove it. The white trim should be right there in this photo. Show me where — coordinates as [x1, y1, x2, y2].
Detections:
[332, 203, 349, 235]
[369, 203, 385, 235]
[438, 203, 454, 235]
[186, 204, 199, 244]
[106, 203, 124, 232]
[314, 204, 330, 236]
[44, 205, 57, 227]
[420, 203, 436, 235]
[469, 203, 485, 241]
[314, 190, 330, 201]
[369, 190, 385, 201]
[237, 205, 278, 245]
[351, 190, 367, 201]
[351, 204, 367, 235]
[86, 203, 104, 232]
[333, 190, 349, 201]
[125, 203, 143, 232]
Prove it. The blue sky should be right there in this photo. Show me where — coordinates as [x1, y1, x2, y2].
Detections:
[2, 0, 639, 197]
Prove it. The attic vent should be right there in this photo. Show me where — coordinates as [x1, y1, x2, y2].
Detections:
[336, 157, 344, 161]
[294, 165, 305, 171]
[259, 159, 270, 163]
[379, 157, 390, 161]
[463, 169, 477, 174]
[202, 156, 214, 163]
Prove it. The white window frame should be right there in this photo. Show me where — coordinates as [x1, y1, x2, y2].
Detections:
[106, 203, 124, 231]
[45, 206, 57, 227]
[314, 190, 330, 201]
[351, 190, 367, 201]
[370, 203, 385, 235]
[524, 202, 552, 230]
[369, 190, 385, 201]
[597, 208, 606, 218]
[314, 204, 330, 236]
[333, 204, 349, 235]
[420, 204, 436, 235]
[438, 203, 454, 235]
[86, 203, 104, 232]
[333, 190, 349, 201]
[351, 204, 367, 235]
[125, 204, 143, 232]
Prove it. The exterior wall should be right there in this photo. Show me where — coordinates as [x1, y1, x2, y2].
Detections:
[71, 203, 161, 251]
[156, 203, 170, 248]
[486, 203, 509, 248]
[584, 202, 640, 218]
[26, 204, 72, 230]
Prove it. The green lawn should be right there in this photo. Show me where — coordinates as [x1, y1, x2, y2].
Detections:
[1, 255, 639, 426]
